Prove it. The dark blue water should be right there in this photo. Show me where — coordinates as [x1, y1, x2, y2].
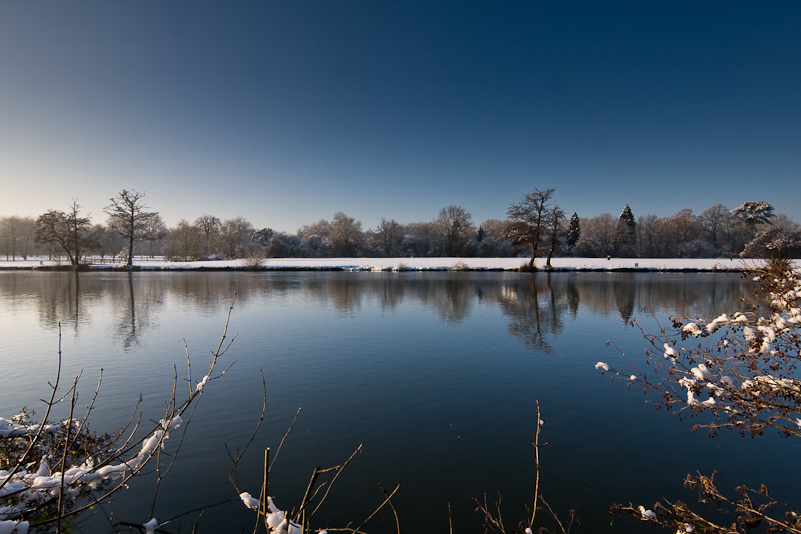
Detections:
[0, 271, 795, 533]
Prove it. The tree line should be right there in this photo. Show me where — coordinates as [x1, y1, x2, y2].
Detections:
[1, 189, 799, 266]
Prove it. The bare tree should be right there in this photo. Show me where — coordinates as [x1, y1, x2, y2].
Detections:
[377, 218, 403, 257]
[433, 205, 474, 256]
[544, 206, 566, 268]
[138, 213, 167, 258]
[297, 219, 332, 258]
[105, 190, 158, 268]
[166, 219, 202, 261]
[329, 212, 363, 257]
[398, 221, 437, 258]
[664, 209, 705, 258]
[700, 204, 732, 256]
[574, 213, 616, 258]
[475, 219, 512, 257]
[636, 214, 665, 258]
[0, 216, 36, 260]
[193, 214, 221, 257]
[34, 201, 92, 267]
[218, 216, 255, 259]
[502, 188, 555, 267]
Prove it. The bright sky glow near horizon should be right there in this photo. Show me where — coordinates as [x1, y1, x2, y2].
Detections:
[1, 1, 799, 233]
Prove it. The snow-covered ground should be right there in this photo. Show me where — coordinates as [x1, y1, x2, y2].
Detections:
[0, 256, 777, 271]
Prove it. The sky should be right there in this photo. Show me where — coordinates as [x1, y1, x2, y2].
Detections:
[1, 1, 799, 233]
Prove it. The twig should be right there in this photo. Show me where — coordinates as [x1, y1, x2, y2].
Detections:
[56, 375, 79, 534]
[353, 484, 401, 533]
[0, 323, 65, 492]
[531, 399, 541, 526]
[379, 482, 401, 534]
[448, 502, 453, 534]
[310, 444, 363, 517]
[270, 408, 301, 471]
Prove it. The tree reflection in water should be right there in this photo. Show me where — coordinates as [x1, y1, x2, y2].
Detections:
[0, 271, 754, 354]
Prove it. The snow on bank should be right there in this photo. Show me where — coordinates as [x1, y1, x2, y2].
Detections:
[0, 257, 783, 272]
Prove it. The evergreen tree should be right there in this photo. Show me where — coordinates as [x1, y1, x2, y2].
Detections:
[732, 201, 776, 242]
[615, 204, 637, 257]
[567, 212, 581, 250]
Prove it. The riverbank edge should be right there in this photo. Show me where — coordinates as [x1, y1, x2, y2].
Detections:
[0, 264, 754, 273]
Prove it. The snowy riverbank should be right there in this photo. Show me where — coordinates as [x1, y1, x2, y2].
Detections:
[0, 257, 778, 272]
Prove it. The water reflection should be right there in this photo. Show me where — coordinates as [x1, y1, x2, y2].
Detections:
[495, 275, 567, 353]
[0, 270, 765, 534]
[0, 271, 754, 353]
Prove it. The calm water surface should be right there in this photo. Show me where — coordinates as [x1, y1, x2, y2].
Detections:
[0, 271, 797, 533]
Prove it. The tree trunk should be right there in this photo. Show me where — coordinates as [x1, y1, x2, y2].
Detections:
[126, 212, 135, 268]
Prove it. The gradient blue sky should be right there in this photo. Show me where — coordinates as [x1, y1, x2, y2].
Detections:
[1, 1, 799, 233]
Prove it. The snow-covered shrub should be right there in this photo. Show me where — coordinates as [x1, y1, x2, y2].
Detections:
[598, 259, 801, 531]
[0, 296, 238, 533]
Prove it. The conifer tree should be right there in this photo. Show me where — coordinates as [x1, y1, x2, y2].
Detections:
[567, 212, 580, 250]
[615, 204, 637, 257]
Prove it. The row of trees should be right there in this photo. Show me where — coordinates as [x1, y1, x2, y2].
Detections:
[15, 191, 162, 268]
[2, 191, 799, 265]
[575, 201, 800, 260]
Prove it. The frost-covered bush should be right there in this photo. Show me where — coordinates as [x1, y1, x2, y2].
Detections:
[597, 259, 801, 531]
[0, 298, 237, 534]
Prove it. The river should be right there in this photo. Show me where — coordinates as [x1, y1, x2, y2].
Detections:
[0, 270, 796, 533]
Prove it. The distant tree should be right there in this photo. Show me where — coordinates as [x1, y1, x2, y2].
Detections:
[193, 214, 221, 256]
[502, 188, 556, 267]
[34, 201, 92, 266]
[475, 219, 513, 257]
[297, 219, 332, 258]
[0, 216, 36, 260]
[139, 213, 167, 258]
[398, 222, 436, 258]
[574, 213, 616, 258]
[87, 224, 111, 261]
[566, 212, 581, 252]
[105, 190, 159, 268]
[732, 201, 776, 244]
[544, 206, 566, 268]
[377, 218, 403, 257]
[269, 232, 302, 258]
[700, 204, 732, 256]
[741, 215, 801, 260]
[637, 214, 666, 258]
[615, 204, 637, 257]
[665, 209, 705, 258]
[329, 212, 363, 257]
[731, 200, 775, 226]
[218, 217, 256, 259]
[253, 228, 275, 254]
[433, 205, 474, 256]
[166, 220, 202, 261]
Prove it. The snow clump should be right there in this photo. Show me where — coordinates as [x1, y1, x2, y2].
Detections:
[638, 505, 656, 520]
[682, 323, 703, 337]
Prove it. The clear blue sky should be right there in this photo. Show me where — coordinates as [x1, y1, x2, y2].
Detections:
[1, 1, 799, 233]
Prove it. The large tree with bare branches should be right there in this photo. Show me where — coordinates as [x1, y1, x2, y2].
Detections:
[34, 200, 92, 267]
[105, 190, 158, 268]
[502, 188, 556, 268]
